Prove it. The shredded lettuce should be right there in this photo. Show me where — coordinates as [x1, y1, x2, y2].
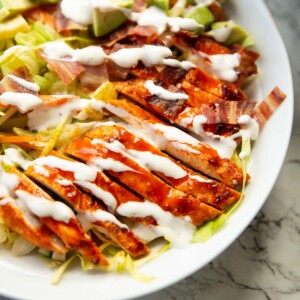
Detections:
[15, 21, 61, 47]
[39, 117, 68, 157]
[0, 45, 40, 76]
[51, 254, 77, 285]
[0, 224, 8, 244]
[192, 138, 251, 243]
[0, 107, 17, 127]
[12, 236, 36, 256]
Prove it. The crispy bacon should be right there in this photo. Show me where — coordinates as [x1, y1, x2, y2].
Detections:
[208, 2, 228, 21]
[0, 67, 38, 95]
[54, 8, 88, 33]
[132, 0, 147, 12]
[101, 23, 159, 47]
[24, 6, 56, 28]
[252, 87, 286, 127]
[200, 100, 257, 124]
[79, 64, 109, 92]
[39, 51, 85, 85]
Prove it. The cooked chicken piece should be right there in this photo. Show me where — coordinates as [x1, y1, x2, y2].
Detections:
[26, 156, 149, 257]
[7, 167, 108, 266]
[0, 199, 67, 253]
[185, 67, 247, 101]
[64, 137, 221, 227]
[99, 99, 244, 187]
[85, 124, 241, 210]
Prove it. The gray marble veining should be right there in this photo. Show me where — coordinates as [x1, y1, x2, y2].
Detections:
[0, 1, 299, 300]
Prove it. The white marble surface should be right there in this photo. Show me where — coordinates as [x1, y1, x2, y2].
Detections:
[139, 0, 300, 299]
[0, 1, 299, 300]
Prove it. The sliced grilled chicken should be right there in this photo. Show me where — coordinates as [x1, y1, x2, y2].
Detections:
[98, 99, 244, 187]
[114, 78, 245, 137]
[7, 167, 108, 266]
[26, 156, 149, 257]
[0, 199, 67, 253]
[85, 124, 241, 210]
[64, 137, 221, 227]
[185, 67, 247, 101]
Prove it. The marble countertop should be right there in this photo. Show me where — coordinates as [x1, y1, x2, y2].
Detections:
[1, 1, 299, 300]
[141, 0, 300, 299]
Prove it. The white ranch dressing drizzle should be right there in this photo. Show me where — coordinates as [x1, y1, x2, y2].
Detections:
[42, 41, 195, 70]
[60, 1, 200, 33]
[77, 209, 128, 230]
[130, 223, 161, 243]
[92, 157, 136, 173]
[127, 149, 187, 179]
[75, 180, 117, 211]
[33, 165, 50, 178]
[189, 174, 212, 183]
[42, 41, 108, 66]
[144, 80, 189, 101]
[15, 190, 74, 223]
[28, 98, 89, 131]
[56, 179, 72, 186]
[33, 156, 97, 181]
[117, 200, 195, 248]
[4, 148, 31, 170]
[199, 51, 241, 82]
[7, 75, 40, 92]
[0, 92, 42, 113]
[130, 6, 201, 34]
[207, 26, 233, 43]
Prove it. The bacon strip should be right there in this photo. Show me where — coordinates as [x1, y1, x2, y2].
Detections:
[0, 67, 38, 95]
[200, 101, 257, 124]
[64, 137, 222, 227]
[39, 51, 85, 85]
[86, 124, 241, 210]
[54, 9, 87, 33]
[252, 87, 286, 127]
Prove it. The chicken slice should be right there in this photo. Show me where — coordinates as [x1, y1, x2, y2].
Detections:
[7, 167, 108, 266]
[26, 158, 149, 257]
[98, 99, 243, 187]
[0, 199, 67, 253]
[85, 124, 241, 210]
[64, 137, 221, 227]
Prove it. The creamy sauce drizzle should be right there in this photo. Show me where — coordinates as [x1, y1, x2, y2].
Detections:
[92, 157, 136, 173]
[34, 156, 97, 181]
[127, 149, 187, 179]
[144, 80, 189, 101]
[15, 190, 74, 223]
[60, 1, 201, 34]
[78, 209, 127, 230]
[4, 148, 31, 170]
[117, 200, 195, 248]
[28, 98, 89, 131]
[7, 75, 40, 92]
[42, 41, 194, 70]
[75, 180, 117, 211]
[0, 92, 42, 113]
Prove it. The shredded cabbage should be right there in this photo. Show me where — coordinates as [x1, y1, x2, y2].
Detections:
[12, 236, 36, 256]
[51, 254, 77, 285]
[192, 138, 251, 243]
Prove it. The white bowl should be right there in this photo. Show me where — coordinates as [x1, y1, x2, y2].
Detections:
[0, 1, 293, 299]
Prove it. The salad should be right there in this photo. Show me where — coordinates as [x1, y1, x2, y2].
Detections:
[0, 0, 286, 283]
